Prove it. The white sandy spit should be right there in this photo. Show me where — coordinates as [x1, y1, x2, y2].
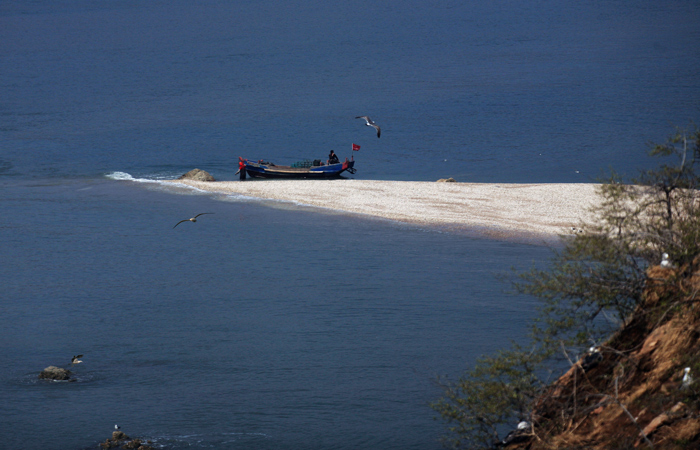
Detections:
[166, 179, 602, 240]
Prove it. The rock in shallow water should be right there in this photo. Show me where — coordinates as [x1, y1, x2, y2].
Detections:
[178, 168, 215, 181]
[38, 366, 72, 381]
[99, 430, 155, 449]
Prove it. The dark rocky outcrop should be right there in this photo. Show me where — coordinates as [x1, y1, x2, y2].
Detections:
[38, 366, 72, 381]
[437, 177, 456, 182]
[178, 168, 215, 181]
[99, 430, 155, 450]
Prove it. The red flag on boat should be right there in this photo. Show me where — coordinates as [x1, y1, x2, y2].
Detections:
[352, 143, 360, 151]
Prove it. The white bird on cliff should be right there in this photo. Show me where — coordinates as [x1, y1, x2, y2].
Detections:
[71, 354, 83, 364]
[581, 347, 602, 371]
[173, 213, 214, 229]
[661, 252, 673, 268]
[682, 367, 693, 389]
[356, 115, 381, 138]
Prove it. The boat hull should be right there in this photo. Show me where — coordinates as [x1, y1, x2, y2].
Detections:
[243, 160, 355, 179]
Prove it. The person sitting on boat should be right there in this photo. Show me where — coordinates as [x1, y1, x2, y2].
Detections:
[328, 150, 339, 165]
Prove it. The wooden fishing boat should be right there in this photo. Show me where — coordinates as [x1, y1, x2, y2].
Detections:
[240, 157, 356, 179]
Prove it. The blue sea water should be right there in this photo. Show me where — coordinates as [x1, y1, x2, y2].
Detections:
[1, 1, 699, 449]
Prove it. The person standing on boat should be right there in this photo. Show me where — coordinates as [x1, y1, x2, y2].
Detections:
[328, 150, 339, 165]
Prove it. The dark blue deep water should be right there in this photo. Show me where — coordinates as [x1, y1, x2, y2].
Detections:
[1, 1, 699, 449]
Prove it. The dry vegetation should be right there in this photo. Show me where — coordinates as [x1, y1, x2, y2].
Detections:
[433, 125, 700, 449]
[517, 260, 700, 449]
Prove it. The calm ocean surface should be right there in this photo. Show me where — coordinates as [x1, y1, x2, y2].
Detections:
[1, 1, 699, 449]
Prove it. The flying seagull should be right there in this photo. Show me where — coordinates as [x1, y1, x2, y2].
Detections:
[71, 355, 83, 364]
[173, 213, 214, 229]
[356, 116, 381, 138]
[115, 424, 120, 430]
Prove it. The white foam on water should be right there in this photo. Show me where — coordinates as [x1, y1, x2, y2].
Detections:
[105, 171, 155, 183]
[105, 171, 185, 183]
[162, 180, 215, 194]
[106, 172, 230, 202]
[145, 431, 271, 448]
[107, 172, 335, 212]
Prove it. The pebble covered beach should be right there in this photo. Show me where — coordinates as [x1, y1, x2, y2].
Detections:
[168, 179, 602, 240]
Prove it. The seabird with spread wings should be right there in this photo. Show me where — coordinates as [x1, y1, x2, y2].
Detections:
[173, 213, 214, 229]
[356, 116, 381, 138]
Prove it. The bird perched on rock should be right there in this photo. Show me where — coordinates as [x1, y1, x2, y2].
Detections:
[660, 252, 673, 268]
[173, 213, 214, 229]
[71, 354, 83, 364]
[682, 367, 693, 389]
[356, 116, 381, 138]
[496, 421, 532, 447]
[581, 347, 602, 371]
[517, 421, 531, 431]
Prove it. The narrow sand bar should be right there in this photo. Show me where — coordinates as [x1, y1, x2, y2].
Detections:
[168, 179, 602, 240]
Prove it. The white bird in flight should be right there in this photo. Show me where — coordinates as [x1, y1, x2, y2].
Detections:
[356, 116, 381, 138]
[173, 213, 214, 229]
[71, 354, 83, 364]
